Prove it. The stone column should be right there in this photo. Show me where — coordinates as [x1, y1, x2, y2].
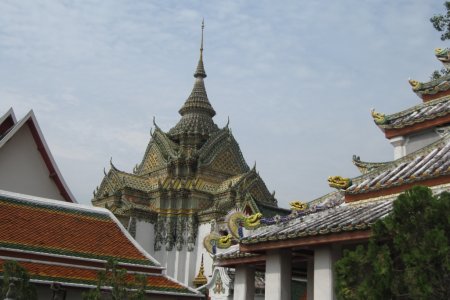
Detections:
[314, 246, 336, 300]
[307, 257, 314, 300]
[390, 136, 406, 159]
[265, 249, 291, 300]
[233, 265, 255, 300]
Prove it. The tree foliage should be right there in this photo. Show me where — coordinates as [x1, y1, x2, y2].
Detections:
[0, 261, 37, 300]
[430, 2, 450, 79]
[431, 2, 450, 41]
[82, 259, 147, 300]
[335, 186, 450, 300]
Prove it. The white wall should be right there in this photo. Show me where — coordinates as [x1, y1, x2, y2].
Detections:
[0, 125, 64, 200]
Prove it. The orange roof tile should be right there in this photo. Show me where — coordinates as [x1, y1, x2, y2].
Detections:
[0, 259, 196, 296]
[0, 191, 156, 266]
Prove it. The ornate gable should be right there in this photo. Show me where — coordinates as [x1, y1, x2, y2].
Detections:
[199, 129, 249, 176]
[135, 128, 177, 176]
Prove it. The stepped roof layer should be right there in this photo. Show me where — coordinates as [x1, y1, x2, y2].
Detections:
[241, 200, 392, 245]
[375, 96, 450, 136]
[0, 190, 159, 267]
[0, 190, 201, 297]
[410, 73, 450, 101]
[0, 259, 198, 297]
[345, 134, 450, 201]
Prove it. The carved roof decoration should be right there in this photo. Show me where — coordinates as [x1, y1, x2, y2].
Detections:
[435, 47, 450, 69]
[352, 155, 391, 174]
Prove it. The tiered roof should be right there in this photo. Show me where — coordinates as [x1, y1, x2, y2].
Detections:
[345, 134, 450, 202]
[215, 48, 450, 263]
[93, 22, 280, 227]
[373, 49, 450, 138]
[0, 190, 201, 298]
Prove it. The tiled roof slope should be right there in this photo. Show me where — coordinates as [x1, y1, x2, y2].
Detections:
[0, 190, 159, 267]
[410, 73, 450, 100]
[0, 259, 197, 297]
[377, 96, 450, 130]
[0, 190, 202, 297]
[346, 134, 450, 198]
[241, 200, 393, 245]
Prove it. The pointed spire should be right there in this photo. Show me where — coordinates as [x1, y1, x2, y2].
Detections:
[194, 19, 207, 78]
[169, 20, 218, 139]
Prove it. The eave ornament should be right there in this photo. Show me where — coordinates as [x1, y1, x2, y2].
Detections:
[408, 79, 422, 91]
[328, 176, 352, 190]
[289, 201, 308, 211]
[226, 212, 262, 239]
[371, 108, 387, 125]
[203, 233, 235, 254]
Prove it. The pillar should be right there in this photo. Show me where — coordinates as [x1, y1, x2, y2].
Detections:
[314, 246, 336, 300]
[307, 257, 314, 300]
[390, 136, 406, 159]
[265, 249, 291, 300]
[233, 265, 255, 300]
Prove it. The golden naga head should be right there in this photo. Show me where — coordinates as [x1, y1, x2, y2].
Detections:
[435, 48, 445, 55]
[370, 109, 386, 125]
[289, 201, 308, 211]
[328, 176, 352, 190]
[408, 79, 422, 90]
[218, 234, 233, 248]
[245, 213, 262, 225]
[435, 47, 450, 63]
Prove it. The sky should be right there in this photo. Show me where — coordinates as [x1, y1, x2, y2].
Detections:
[0, 1, 448, 207]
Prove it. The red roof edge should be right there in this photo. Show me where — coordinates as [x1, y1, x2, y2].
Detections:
[7, 110, 77, 203]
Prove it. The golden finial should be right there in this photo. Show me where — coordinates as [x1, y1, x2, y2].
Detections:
[193, 254, 207, 287]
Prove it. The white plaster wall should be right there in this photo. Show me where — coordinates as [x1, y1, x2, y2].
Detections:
[405, 130, 440, 155]
[196, 223, 214, 281]
[0, 125, 64, 200]
[135, 220, 155, 253]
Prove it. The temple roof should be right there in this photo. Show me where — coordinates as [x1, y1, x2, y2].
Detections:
[374, 95, 450, 132]
[0, 259, 197, 297]
[240, 199, 392, 245]
[410, 73, 450, 101]
[345, 133, 450, 199]
[0, 190, 201, 297]
[0, 189, 159, 267]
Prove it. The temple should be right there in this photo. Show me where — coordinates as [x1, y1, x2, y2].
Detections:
[92, 21, 286, 287]
[212, 48, 450, 300]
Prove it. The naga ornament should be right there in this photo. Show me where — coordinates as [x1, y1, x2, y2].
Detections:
[371, 109, 387, 125]
[408, 79, 422, 91]
[226, 212, 262, 239]
[289, 201, 308, 211]
[328, 176, 352, 190]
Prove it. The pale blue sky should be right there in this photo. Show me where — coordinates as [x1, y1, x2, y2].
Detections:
[0, 1, 447, 206]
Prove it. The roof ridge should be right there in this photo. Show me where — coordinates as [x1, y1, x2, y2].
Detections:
[349, 133, 450, 184]
[382, 94, 450, 122]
